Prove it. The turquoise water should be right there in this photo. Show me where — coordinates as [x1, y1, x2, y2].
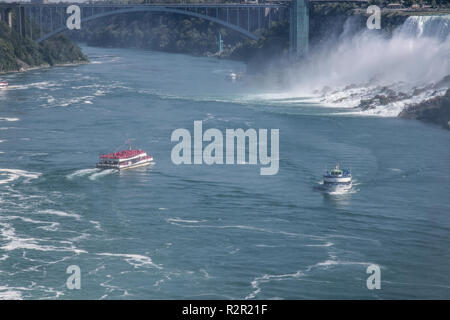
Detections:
[0, 46, 449, 299]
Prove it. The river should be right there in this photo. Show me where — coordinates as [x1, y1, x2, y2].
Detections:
[0, 41, 449, 299]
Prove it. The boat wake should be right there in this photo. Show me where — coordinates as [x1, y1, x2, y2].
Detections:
[66, 168, 100, 180]
[66, 168, 118, 181]
[315, 180, 360, 196]
[88, 169, 116, 181]
[323, 184, 354, 196]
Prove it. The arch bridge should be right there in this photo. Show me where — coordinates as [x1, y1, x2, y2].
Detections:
[0, 1, 368, 58]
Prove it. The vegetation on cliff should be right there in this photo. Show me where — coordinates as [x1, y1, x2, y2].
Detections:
[227, 20, 289, 73]
[69, 13, 244, 56]
[0, 20, 87, 74]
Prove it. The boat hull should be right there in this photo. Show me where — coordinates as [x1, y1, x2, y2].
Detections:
[119, 159, 153, 170]
[96, 157, 153, 170]
[323, 176, 352, 185]
[323, 177, 351, 183]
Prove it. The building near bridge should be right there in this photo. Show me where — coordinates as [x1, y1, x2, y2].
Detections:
[387, 3, 403, 9]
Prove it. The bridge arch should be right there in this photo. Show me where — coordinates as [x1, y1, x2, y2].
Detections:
[37, 6, 260, 43]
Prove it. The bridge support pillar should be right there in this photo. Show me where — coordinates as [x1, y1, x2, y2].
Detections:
[5, 9, 13, 29]
[17, 6, 26, 37]
[289, 0, 309, 59]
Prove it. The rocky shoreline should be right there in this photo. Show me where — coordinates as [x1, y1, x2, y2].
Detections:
[399, 88, 450, 130]
[355, 75, 450, 130]
[0, 60, 88, 76]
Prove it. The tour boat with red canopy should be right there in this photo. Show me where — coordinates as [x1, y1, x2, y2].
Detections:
[96, 146, 153, 170]
[0, 81, 8, 88]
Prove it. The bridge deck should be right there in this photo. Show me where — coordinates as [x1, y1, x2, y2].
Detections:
[1, 1, 369, 9]
[1, 3, 287, 9]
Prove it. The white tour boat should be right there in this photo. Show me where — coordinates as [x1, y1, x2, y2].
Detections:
[323, 163, 352, 185]
[96, 147, 153, 170]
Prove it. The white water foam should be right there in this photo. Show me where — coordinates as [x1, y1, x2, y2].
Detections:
[0, 117, 19, 122]
[245, 271, 305, 299]
[89, 169, 116, 181]
[5, 81, 57, 91]
[45, 95, 95, 108]
[167, 219, 326, 242]
[0, 221, 86, 254]
[66, 168, 100, 180]
[305, 259, 372, 272]
[324, 185, 355, 196]
[97, 253, 162, 269]
[37, 209, 81, 220]
[0, 169, 41, 185]
[245, 257, 374, 299]
[90, 220, 103, 231]
[6, 215, 60, 232]
[0, 286, 24, 300]
[305, 242, 334, 247]
[166, 217, 207, 224]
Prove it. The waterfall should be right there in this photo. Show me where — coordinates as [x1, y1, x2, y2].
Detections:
[277, 15, 450, 117]
[397, 15, 450, 41]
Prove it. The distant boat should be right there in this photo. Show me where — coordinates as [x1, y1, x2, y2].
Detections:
[96, 146, 153, 170]
[323, 162, 352, 185]
[226, 72, 243, 81]
[0, 81, 8, 88]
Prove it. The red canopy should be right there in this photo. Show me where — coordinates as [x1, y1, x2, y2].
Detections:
[100, 149, 145, 159]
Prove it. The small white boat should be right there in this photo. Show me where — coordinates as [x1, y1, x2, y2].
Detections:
[96, 146, 153, 170]
[226, 72, 242, 81]
[0, 81, 8, 88]
[323, 163, 352, 185]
